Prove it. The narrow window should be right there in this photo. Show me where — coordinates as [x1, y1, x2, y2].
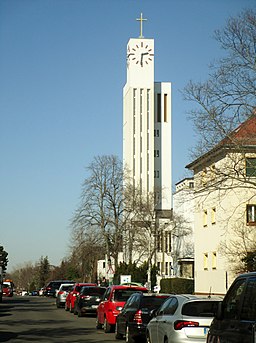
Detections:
[203, 210, 208, 227]
[157, 94, 161, 122]
[168, 232, 172, 253]
[165, 262, 168, 275]
[165, 232, 168, 252]
[203, 253, 208, 270]
[212, 252, 217, 270]
[246, 158, 256, 177]
[211, 207, 216, 224]
[247, 204, 256, 225]
[164, 94, 168, 122]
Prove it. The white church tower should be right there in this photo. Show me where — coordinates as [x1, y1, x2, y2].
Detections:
[123, 14, 172, 212]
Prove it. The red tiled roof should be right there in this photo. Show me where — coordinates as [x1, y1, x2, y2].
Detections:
[220, 115, 256, 145]
[186, 115, 256, 170]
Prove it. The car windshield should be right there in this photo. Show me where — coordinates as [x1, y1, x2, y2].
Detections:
[141, 296, 168, 310]
[82, 287, 105, 296]
[182, 300, 220, 317]
[114, 289, 145, 301]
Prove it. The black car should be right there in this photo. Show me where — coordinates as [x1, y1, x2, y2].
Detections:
[43, 280, 74, 297]
[74, 286, 106, 317]
[207, 271, 256, 343]
[115, 292, 170, 343]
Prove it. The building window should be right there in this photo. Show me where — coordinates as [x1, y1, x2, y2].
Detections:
[165, 262, 168, 275]
[203, 210, 208, 227]
[154, 150, 160, 157]
[165, 232, 168, 252]
[157, 262, 161, 273]
[246, 204, 256, 225]
[164, 94, 168, 122]
[154, 170, 159, 178]
[189, 182, 194, 189]
[154, 129, 159, 137]
[246, 158, 256, 177]
[157, 94, 161, 122]
[211, 207, 216, 224]
[203, 253, 208, 270]
[168, 232, 172, 253]
[212, 252, 217, 270]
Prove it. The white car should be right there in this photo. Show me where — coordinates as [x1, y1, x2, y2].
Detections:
[56, 283, 75, 308]
[146, 294, 222, 343]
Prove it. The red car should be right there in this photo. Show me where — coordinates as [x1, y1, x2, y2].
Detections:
[2, 283, 13, 297]
[65, 283, 97, 312]
[96, 285, 148, 333]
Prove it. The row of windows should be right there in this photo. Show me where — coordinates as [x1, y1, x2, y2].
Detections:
[203, 252, 217, 270]
[203, 208, 216, 227]
[156, 231, 172, 253]
[201, 158, 256, 186]
[203, 205, 256, 227]
[157, 261, 172, 276]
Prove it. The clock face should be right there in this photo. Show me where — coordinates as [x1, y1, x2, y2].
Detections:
[127, 41, 154, 68]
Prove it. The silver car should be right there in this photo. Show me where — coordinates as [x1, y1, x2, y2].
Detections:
[56, 283, 75, 308]
[146, 295, 222, 343]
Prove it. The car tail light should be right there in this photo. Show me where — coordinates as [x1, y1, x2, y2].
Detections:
[174, 320, 199, 330]
[58, 291, 64, 295]
[134, 310, 143, 324]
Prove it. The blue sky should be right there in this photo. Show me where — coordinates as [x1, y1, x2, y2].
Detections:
[0, 0, 253, 272]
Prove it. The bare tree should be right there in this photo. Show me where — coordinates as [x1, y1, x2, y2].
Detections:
[71, 155, 126, 271]
[183, 9, 256, 158]
[184, 9, 256, 274]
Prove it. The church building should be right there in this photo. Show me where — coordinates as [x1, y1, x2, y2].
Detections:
[122, 14, 173, 281]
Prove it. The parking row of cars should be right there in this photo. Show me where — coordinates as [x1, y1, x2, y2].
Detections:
[47, 272, 256, 343]
[52, 281, 223, 343]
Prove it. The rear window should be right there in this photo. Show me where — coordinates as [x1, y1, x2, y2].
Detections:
[61, 285, 73, 291]
[114, 289, 147, 301]
[82, 287, 106, 296]
[141, 296, 169, 310]
[182, 301, 220, 317]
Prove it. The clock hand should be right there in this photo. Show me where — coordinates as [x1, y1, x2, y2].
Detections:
[140, 52, 149, 66]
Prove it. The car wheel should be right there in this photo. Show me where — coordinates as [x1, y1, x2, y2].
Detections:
[96, 317, 103, 329]
[115, 322, 123, 339]
[126, 325, 136, 343]
[104, 317, 113, 333]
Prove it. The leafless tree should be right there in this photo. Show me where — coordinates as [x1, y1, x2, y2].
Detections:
[183, 9, 256, 158]
[71, 155, 127, 271]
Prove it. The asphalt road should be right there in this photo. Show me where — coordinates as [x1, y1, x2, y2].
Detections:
[0, 295, 117, 342]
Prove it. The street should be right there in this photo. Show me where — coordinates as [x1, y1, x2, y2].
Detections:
[0, 296, 117, 342]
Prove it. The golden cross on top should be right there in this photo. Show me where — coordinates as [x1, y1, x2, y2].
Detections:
[136, 13, 147, 38]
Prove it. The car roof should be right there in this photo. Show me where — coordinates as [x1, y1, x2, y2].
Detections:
[109, 285, 148, 290]
[236, 271, 256, 279]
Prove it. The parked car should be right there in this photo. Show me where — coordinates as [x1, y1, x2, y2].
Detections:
[115, 292, 170, 342]
[56, 283, 75, 308]
[43, 280, 74, 297]
[65, 282, 97, 312]
[2, 283, 13, 297]
[146, 294, 222, 343]
[207, 271, 256, 343]
[74, 286, 106, 317]
[96, 285, 148, 333]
